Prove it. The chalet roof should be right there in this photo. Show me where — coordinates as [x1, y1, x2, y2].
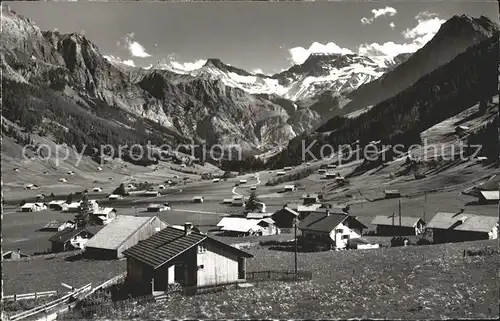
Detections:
[384, 190, 400, 194]
[298, 212, 349, 233]
[479, 190, 499, 201]
[302, 193, 319, 199]
[298, 213, 366, 233]
[85, 216, 157, 250]
[371, 215, 425, 228]
[217, 217, 270, 233]
[426, 212, 498, 233]
[296, 204, 323, 213]
[272, 207, 299, 218]
[246, 212, 272, 219]
[123, 226, 252, 268]
[48, 200, 67, 205]
[49, 227, 94, 244]
[92, 207, 116, 215]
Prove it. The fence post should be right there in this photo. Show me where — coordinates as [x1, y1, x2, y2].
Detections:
[268, 271, 270, 279]
[14, 294, 16, 302]
[35, 292, 37, 300]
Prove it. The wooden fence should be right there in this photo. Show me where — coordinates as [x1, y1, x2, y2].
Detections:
[52, 270, 313, 319]
[56, 294, 156, 320]
[6, 283, 92, 321]
[3, 291, 58, 302]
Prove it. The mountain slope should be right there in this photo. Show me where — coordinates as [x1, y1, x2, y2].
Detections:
[336, 14, 499, 117]
[270, 31, 499, 167]
[0, 7, 319, 156]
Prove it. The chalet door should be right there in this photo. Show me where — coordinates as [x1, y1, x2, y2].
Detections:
[238, 257, 245, 279]
[174, 264, 186, 285]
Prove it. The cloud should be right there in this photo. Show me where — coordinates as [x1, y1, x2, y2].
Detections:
[288, 42, 354, 65]
[361, 17, 373, 25]
[402, 13, 445, 40]
[252, 68, 264, 74]
[170, 59, 207, 71]
[119, 33, 151, 58]
[372, 6, 397, 19]
[361, 6, 397, 25]
[358, 11, 445, 57]
[103, 55, 136, 67]
[389, 22, 395, 29]
[358, 42, 419, 57]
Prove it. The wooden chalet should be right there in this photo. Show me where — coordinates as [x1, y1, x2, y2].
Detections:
[123, 224, 253, 295]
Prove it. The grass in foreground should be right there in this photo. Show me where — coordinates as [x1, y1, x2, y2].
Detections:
[3, 253, 126, 295]
[93, 240, 498, 319]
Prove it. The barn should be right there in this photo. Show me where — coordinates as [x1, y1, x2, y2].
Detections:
[217, 217, 279, 236]
[49, 227, 100, 253]
[84, 216, 168, 259]
[426, 212, 498, 243]
[301, 193, 319, 205]
[91, 207, 117, 225]
[384, 190, 401, 199]
[271, 206, 299, 228]
[123, 224, 253, 295]
[371, 215, 426, 236]
[48, 200, 68, 211]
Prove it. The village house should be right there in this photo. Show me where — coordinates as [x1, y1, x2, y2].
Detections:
[239, 179, 247, 184]
[92, 187, 103, 192]
[147, 203, 171, 212]
[84, 216, 167, 259]
[144, 191, 161, 197]
[317, 169, 327, 174]
[222, 198, 233, 204]
[276, 171, 286, 176]
[477, 191, 499, 204]
[20, 202, 47, 212]
[324, 172, 336, 179]
[91, 207, 117, 225]
[384, 190, 401, 199]
[108, 194, 124, 200]
[298, 209, 367, 250]
[193, 196, 204, 203]
[64, 200, 99, 213]
[217, 217, 279, 236]
[48, 200, 68, 211]
[2, 249, 30, 260]
[426, 212, 498, 243]
[302, 193, 320, 205]
[283, 167, 293, 171]
[283, 185, 296, 192]
[59, 178, 67, 183]
[250, 186, 257, 191]
[40, 220, 75, 232]
[49, 227, 100, 253]
[271, 205, 299, 228]
[122, 224, 253, 295]
[371, 215, 426, 236]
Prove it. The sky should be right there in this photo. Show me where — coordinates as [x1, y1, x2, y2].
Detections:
[6, 0, 499, 74]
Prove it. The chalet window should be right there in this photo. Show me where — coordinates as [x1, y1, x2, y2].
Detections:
[198, 243, 206, 253]
[336, 229, 343, 233]
[198, 264, 204, 270]
[342, 235, 350, 240]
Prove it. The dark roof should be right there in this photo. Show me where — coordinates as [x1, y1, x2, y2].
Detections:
[298, 212, 349, 233]
[49, 227, 94, 244]
[123, 226, 253, 269]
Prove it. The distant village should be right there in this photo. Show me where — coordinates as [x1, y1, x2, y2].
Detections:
[6, 163, 498, 298]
